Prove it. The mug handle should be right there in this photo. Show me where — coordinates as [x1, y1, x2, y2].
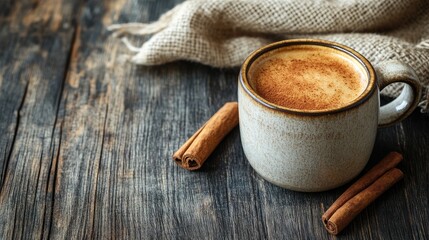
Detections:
[375, 60, 422, 127]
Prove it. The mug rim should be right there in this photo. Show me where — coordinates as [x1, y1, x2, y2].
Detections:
[240, 39, 377, 115]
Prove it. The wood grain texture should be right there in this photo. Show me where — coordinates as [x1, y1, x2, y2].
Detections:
[0, 0, 428, 239]
[0, 0, 81, 239]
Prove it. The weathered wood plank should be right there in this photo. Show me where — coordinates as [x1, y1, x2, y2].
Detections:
[46, 0, 139, 238]
[0, 0, 81, 239]
[0, 32, 76, 240]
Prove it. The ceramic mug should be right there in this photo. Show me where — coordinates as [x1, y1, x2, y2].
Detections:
[238, 39, 422, 192]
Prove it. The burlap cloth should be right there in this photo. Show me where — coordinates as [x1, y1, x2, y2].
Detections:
[108, 0, 429, 112]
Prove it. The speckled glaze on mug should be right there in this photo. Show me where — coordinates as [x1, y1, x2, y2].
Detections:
[238, 39, 422, 192]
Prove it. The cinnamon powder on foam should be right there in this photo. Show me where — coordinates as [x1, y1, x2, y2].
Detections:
[250, 46, 367, 111]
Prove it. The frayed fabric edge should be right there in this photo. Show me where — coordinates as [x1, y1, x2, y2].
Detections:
[107, 1, 185, 55]
[416, 39, 429, 49]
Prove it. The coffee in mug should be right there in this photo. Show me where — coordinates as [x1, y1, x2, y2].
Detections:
[238, 39, 421, 192]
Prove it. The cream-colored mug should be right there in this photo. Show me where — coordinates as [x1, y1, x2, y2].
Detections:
[238, 39, 422, 192]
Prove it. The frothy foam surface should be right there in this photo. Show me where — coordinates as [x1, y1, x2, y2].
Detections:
[249, 45, 368, 111]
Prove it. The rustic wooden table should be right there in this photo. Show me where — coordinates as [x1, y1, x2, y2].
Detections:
[1, 0, 428, 239]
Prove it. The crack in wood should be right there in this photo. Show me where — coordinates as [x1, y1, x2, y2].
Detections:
[20, 156, 33, 238]
[41, 7, 82, 237]
[0, 79, 29, 193]
[45, 120, 63, 240]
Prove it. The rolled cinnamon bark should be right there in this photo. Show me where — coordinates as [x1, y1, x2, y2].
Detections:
[324, 168, 404, 235]
[322, 151, 403, 224]
[173, 102, 239, 170]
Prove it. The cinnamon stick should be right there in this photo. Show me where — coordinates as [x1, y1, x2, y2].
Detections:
[324, 168, 404, 235]
[173, 102, 239, 170]
[322, 152, 404, 235]
[322, 152, 403, 224]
